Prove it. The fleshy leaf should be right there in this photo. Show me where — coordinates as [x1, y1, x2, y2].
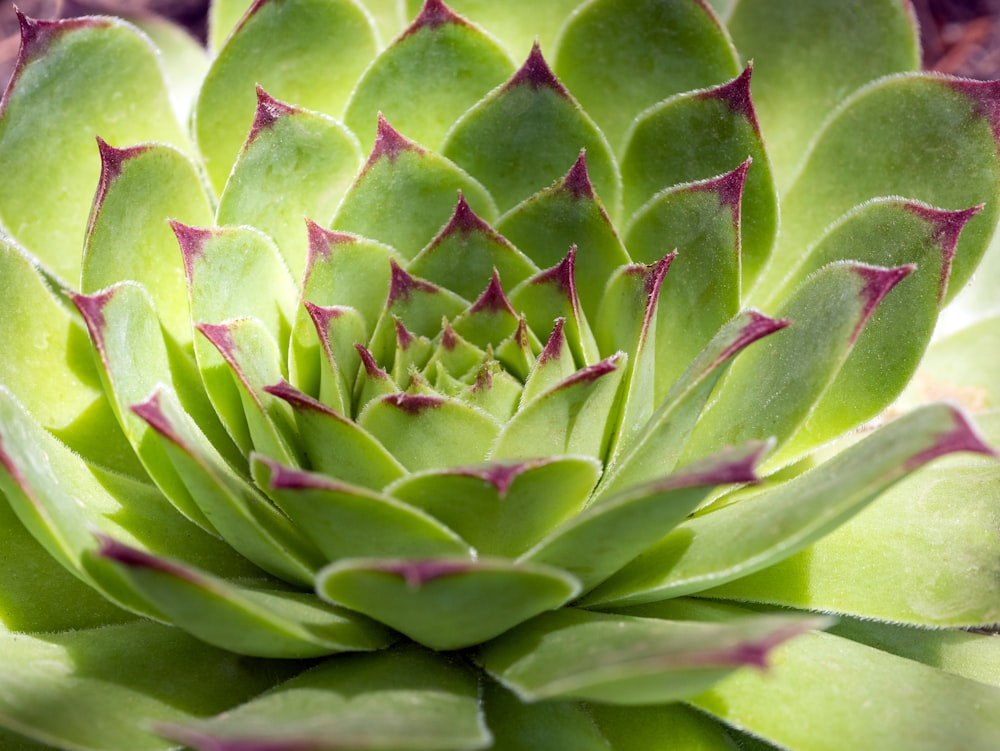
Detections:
[761, 74, 1000, 304]
[524, 441, 766, 592]
[451, 271, 523, 349]
[94, 535, 394, 658]
[442, 43, 621, 216]
[216, 88, 364, 282]
[158, 646, 490, 751]
[385, 456, 601, 558]
[0, 621, 292, 751]
[620, 66, 776, 286]
[587, 704, 739, 751]
[254, 455, 471, 562]
[553, 0, 741, 152]
[194, 0, 377, 194]
[317, 557, 580, 650]
[0, 12, 187, 283]
[332, 116, 498, 260]
[495, 151, 631, 321]
[480, 608, 826, 704]
[585, 404, 994, 606]
[345, 0, 516, 150]
[82, 139, 213, 345]
[726, 0, 920, 188]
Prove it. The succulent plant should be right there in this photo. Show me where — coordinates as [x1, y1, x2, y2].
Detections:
[1, 0, 1000, 748]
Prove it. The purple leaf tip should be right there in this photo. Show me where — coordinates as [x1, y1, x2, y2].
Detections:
[538, 317, 568, 364]
[946, 78, 1000, 148]
[694, 159, 751, 213]
[557, 353, 623, 390]
[395, 318, 416, 349]
[170, 221, 214, 281]
[248, 86, 298, 144]
[470, 270, 518, 316]
[388, 259, 440, 305]
[853, 263, 915, 343]
[383, 392, 446, 415]
[456, 460, 543, 497]
[376, 558, 476, 587]
[507, 41, 569, 96]
[367, 114, 423, 169]
[562, 150, 595, 200]
[95, 534, 198, 583]
[130, 390, 185, 447]
[355, 344, 390, 380]
[71, 289, 113, 351]
[904, 202, 981, 303]
[700, 65, 758, 126]
[712, 311, 791, 369]
[533, 246, 578, 299]
[903, 406, 998, 471]
[439, 192, 497, 238]
[410, 0, 464, 31]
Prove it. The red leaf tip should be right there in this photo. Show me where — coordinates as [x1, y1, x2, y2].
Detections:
[248, 86, 298, 143]
[945, 77, 1000, 149]
[388, 259, 439, 305]
[507, 41, 569, 96]
[852, 264, 915, 343]
[562, 150, 595, 200]
[700, 65, 758, 125]
[903, 407, 998, 471]
[169, 221, 214, 281]
[409, 0, 464, 31]
[383, 392, 446, 415]
[538, 317, 568, 364]
[368, 114, 423, 167]
[469, 270, 517, 316]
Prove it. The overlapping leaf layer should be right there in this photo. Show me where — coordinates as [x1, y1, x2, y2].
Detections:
[1, 1, 999, 749]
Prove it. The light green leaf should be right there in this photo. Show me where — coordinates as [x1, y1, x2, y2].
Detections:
[443, 45, 621, 217]
[194, 0, 377, 194]
[587, 703, 739, 751]
[345, 0, 515, 150]
[317, 557, 579, 650]
[386, 456, 601, 557]
[216, 89, 363, 282]
[159, 646, 490, 751]
[480, 607, 825, 704]
[554, 0, 740, 153]
[0, 13, 186, 283]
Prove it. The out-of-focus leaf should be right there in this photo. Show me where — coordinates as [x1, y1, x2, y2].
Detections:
[0, 13, 186, 283]
[587, 703, 739, 751]
[317, 557, 579, 650]
[194, 0, 377, 194]
[554, 0, 740, 152]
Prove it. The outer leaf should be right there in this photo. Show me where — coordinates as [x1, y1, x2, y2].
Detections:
[345, 0, 515, 150]
[159, 646, 490, 751]
[553, 0, 741, 152]
[692, 630, 1000, 751]
[216, 88, 363, 282]
[584, 404, 994, 606]
[0, 621, 291, 751]
[587, 704, 739, 751]
[620, 66, 776, 285]
[194, 0, 377, 194]
[480, 608, 826, 704]
[726, 0, 919, 188]
[82, 140, 213, 345]
[317, 557, 580, 650]
[94, 536, 394, 659]
[0, 13, 186, 283]
[443, 44, 621, 216]
[761, 74, 1000, 304]
[385, 456, 602, 557]
[333, 116, 498, 260]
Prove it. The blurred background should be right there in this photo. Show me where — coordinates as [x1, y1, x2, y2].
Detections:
[3, 0, 1000, 89]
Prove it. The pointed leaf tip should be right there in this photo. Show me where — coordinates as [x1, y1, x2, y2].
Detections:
[507, 41, 569, 96]
[699, 65, 757, 123]
[945, 77, 1000, 147]
[248, 86, 298, 144]
[903, 407, 998, 471]
[383, 393, 446, 415]
[562, 150, 595, 200]
[369, 114, 424, 166]
[130, 390, 183, 446]
[470, 270, 518, 315]
[538, 317, 567, 364]
[95, 136, 152, 188]
[264, 377, 335, 415]
[355, 344, 390, 380]
[388, 259, 439, 304]
[440, 192, 496, 237]
[169, 221, 213, 280]
[695, 158, 751, 211]
[95, 534, 200, 583]
[853, 263, 915, 342]
[706, 617, 828, 670]
[904, 203, 981, 301]
[711, 310, 790, 369]
[70, 289, 113, 346]
[534, 246, 577, 296]
[410, 0, 464, 31]
[557, 353, 624, 389]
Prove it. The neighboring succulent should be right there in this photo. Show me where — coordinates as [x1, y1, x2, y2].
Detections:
[2, 0, 1000, 748]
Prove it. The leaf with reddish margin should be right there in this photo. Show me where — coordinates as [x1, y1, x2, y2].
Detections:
[317, 557, 579, 650]
[479, 607, 827, 704]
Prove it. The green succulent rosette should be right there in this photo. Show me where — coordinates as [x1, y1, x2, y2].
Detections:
[1, 0, 1000, 749]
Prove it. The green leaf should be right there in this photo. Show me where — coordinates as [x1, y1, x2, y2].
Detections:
[386, 456, 601, 557]
[0, 621, 292, 751]
[727, 0, 919, 189]
[358, 393, 501, 471]
[496, 152, 631, 322]
[81, 140, 213, 345]
[529, 442, 766, 594]
[704, 433, 1000, 627]
[443, 44, 621, 216]
[93, 536, 394, 658]
[0, 240, 141, 476]
[681, 263, 913, 469]
[0, 13, 186, 283]
[691, 629, 1000, 751]
[451, 272, 524, 349]
[317, 557, 579, 650]
[759, 75, 1000, 305]
[585, 404, 994, 606]
[254, 455, 470, 562]
[159, 646, 490, 751]
[480, 607, 825, 704]
[587, 704, 739, 751]
[492, 354, 625, 461]
[194, 0, 377, 194]
[216, 88, 363, 282]
[620, 67, 776, 286]
[332, 116, 498, 260]
[408, 194, 539, 301]
[345, 0, 515, 150]
[266, 380, 407, 489]
[553, 0, 740, 153]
